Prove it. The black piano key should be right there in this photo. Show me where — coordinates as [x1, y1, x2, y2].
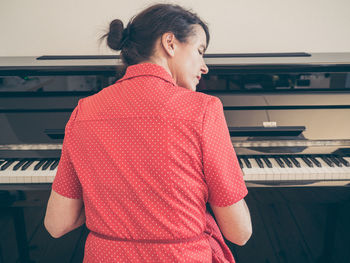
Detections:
[50, 160, 59, 170]
[289, 156, 301, 168]
[255, 157, 264, 168]
[42, 160, 54, 170]
[275, 157, 285, 168]
[1, 160, 15, 170]
[309, 156, 322, 167]
[262, 157, 272, 168]
[302, 156, 313, 167]
[337, 156, 350, 167]
[281, 157, 293, 168]
[238, 158, 243, 169]
[34, 160, 46, 170]
[21, 160, 34, 170]
[321, 156, 334, 167]
[13, 160, 27, 171]
[242, 157, 252, 168]
[329, 156, 342, 167]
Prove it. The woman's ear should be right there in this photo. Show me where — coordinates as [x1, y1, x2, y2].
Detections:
[161, 32, 176, 57]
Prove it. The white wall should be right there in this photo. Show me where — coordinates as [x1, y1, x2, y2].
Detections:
[0, 0, 349, 56]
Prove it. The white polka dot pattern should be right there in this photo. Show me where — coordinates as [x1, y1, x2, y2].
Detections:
[52, 63, 247, 262]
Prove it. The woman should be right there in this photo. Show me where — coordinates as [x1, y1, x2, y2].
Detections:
[44, 4, 252, 262]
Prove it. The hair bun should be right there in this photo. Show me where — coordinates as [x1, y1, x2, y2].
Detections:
[106, 19, 124, 51]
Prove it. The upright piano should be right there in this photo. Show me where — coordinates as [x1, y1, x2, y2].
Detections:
[1, 53, 350, 262]
[1, 53, 350, 187]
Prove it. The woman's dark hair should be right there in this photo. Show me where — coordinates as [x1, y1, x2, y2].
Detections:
[101, 4, 210, 66]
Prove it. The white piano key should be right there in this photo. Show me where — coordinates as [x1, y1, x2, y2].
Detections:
[0, 161, 18, 183]
[289, 158, 306, 181]
[327, 161, 345, 180]
[241, 161, 253, 181]
[242, 167, 252, 181]
[267, 158, 285, 182]
[16, 160, 35, 183]
[242, 159, 259, 181]
[287, 157, 308, 181]
[344, 157, 350, 164]
[280, 159, 298, 181]
[257, 158, 275, 181]
[343, 157, 350, 180]
[13, 161, 27, 183]
[317, 158, 337, 180]
[309, 157, 326, 181]
[241, 158, 251, 181]
[248, 158, 266, 181]
[328, 158, 350, 180]
[33, 161, 51, 183]
[25, 160, 43, 183]
[296, 158, 315, 180]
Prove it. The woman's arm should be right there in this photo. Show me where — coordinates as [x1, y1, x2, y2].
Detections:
[210, 198, 252, 246]
[44, 189, 85, 238]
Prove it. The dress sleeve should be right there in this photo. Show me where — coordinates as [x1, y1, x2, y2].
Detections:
[52, 106, 83, 199]
[202, 97, 248, 207]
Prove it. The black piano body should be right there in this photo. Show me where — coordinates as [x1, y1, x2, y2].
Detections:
[1, 53, 350, 262]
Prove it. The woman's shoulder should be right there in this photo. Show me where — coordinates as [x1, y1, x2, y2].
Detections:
[164, 90, 219, 122]
[72, 84, 116, 119]
[174, 90, 220, 108]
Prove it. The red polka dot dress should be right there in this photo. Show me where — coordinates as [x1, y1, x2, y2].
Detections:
[52, 63, 248, 262]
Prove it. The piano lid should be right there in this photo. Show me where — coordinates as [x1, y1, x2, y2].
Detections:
[1, 52, 350, 70]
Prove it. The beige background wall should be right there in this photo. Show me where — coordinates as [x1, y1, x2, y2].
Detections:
[0, 0, 349, 56]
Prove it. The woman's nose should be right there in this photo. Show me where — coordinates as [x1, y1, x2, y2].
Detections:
[201, 62, 209, 75]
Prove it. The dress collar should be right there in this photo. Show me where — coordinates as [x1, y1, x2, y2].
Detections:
[117, 63, 176, 86]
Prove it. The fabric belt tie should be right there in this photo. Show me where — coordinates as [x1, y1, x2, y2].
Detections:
[91, 229, 213, 244]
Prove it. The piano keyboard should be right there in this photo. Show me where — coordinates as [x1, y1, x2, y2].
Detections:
[0, 159, 58, 184]
[239, 155, 350, 186]
[1, 155, 350, 186]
